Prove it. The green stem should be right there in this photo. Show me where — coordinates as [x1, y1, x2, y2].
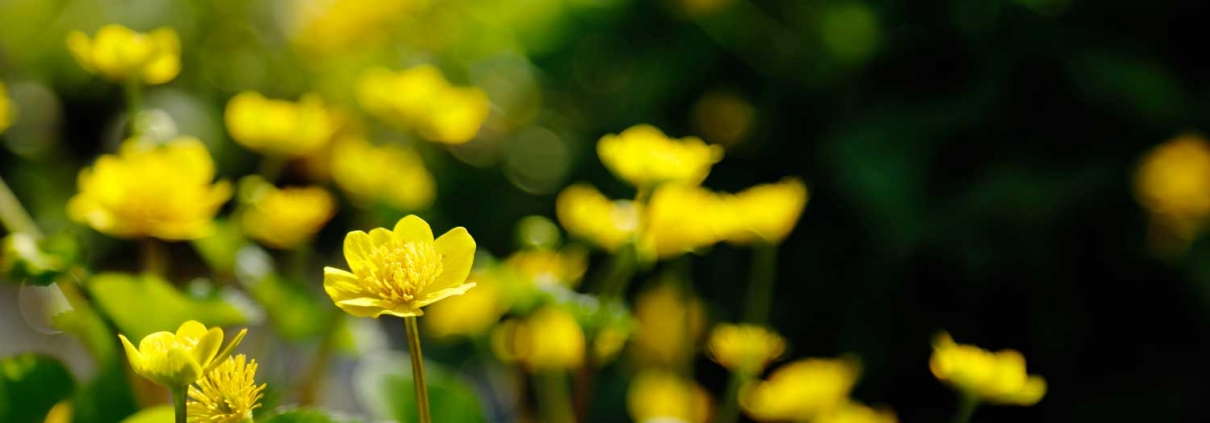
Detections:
[172, 386, 187, 423]
[596, 241, 637, 299]
[404, 316, 432, 423]
[123, 78, 142, 138]
[951, 394, 979, 423]
[0, 175, 42, 239]
[535, 370, 575, 423]
[713, 370, 746, 423]
[297, 312, 339, 406]
[743, 242, 778, 325]
[140, 238, 168, 277]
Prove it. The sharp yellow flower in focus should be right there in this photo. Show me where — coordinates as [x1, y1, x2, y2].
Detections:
[323, 215, 476, 318]
[331, 136, 435, 211]
[225, 91, 339, 157]
[1, 80, 14, 134]
[740, 357, 861, 422]
[66, 25, 180, 84]
[187, 354, 266, 423]
[357, 66, 490, 144]
[814, 401, 898, 423]
[632, 283, 705, 367]
[237, 176, 336, 249]
[640, 184, 730, 260]
[425, 270, 510, 338]
[68, 138, 232, 240]
[929, 332, 1046, 406]
[725, 178, 809, 245]
[596, 124, 723, 188]
[504, 246, 588, 288]
[1135, 134, 1210, 249]
[492, 306, 586, 371]
[627, 369, 712, 423]
[707, 323, 786, 374]
[118, 320, 248, 388]
[555, 183, 640, 252]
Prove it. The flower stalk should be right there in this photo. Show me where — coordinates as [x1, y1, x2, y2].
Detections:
[404, 316, 432, 423]
[951, 393, 979, 423]
[123, 78, 142, 137]
[743, 242, 778, 325]
[172, 386, 187, 423]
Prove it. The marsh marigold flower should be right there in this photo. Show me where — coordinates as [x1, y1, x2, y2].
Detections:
[424, 270, 510, 338]
[66, 25, 180, 84]
[68, 138, 231, 240]
[597, 124, 723, 188]
[1, 80, 13, 134]
[492, 306, 586, 371]
[929, 332, 1046, 406]
[1135, 134, 1210, 245]
[237, 176, 336, 249]
[331, 136, 435, 211]
[357, 66, 490, 144]
[707, 324, 786, 374]
[725, 178, 809, 245]
[627, 369, 712, 423]
[323, 215, 476, 318]
[187, 354, 266, 423]
[814, 401, 898, 423]
[118, 321, 247, 388]
[225, 91, 339, 157]
[640, 183, 731, 260]
[556, 183, 640, 252]
[740, 357, 861, 422]
[288, 0, 418, 55]
[505, 247, 588, 288]
[632, 283, 706, 367]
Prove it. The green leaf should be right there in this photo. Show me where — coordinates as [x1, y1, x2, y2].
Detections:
[0, 353, 75, 423]
[190, 219, 248, 275]
[70, 356, 138, 423]
[245, 273, 326, 341]
[260, 408, 366, 423]
[117, 405, 172, 423]
[86, 272, 247, 341]
[354, 353, 486, 423]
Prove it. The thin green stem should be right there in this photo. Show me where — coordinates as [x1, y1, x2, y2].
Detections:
[172, 386, 187, 423]
[404, 316, 432, 423]
[743, 242, 778, 325]
[951, 394, 979, 423]
[123, 78, 142, 138]
[596, 241, 637, 299]
[140, 238, 168, 277]
[0, 175, 42, 239]
[713, 370, 747, 423]
[535, 370, 575, 423]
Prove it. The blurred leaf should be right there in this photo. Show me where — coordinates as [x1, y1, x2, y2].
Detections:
[1069, 52, 1185, 124]
[0, 353, 74, 423]
[191, 219, 248, 275]
[117, 405, 172, 423]
[355, 353, 486, 423]
[260, 408, 366, 423]
[246, 273, 327, 341]
[70, 357, 138, 423]
[86, 272, 247, 341]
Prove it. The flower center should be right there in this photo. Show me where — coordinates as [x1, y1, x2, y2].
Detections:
[363, 240, 443, 304]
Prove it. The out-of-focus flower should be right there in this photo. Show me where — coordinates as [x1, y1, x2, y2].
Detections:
[814, 401, 898, 423]
[236, 176, 336, 250]
[118, 321, 247, 388]
[1135, 134, 1210, 249]
[725, 178, 808, 245]
[597, 124, 723, 188]
[592, 325, 630, 364]
[187, 354, 266, 423]
[331, 136, 435, 211]
[555, 183, 640, 252]
[357, 66, 490, 144]
[492, 306, 585, 371]
[505, 246, 588, 288]
[68, 138, 231, 241]
[627, 369, 712, 423]
[425, 270, 510, 338]
[640, 184, 730, 260]
[225, 91, 339, 157]
[707, 324, 786, 374]
[0, 80, 13, 134]
[692, 90, 755, 148]
[930, 332, 1046, 406]
[631, 283, 705, 367]
[324, 215, 476, 318]
[42, 400, 72, 423]
[66, 25, 180, 85]
[288, 0, 418, 56]
[740, 357, 861, 422]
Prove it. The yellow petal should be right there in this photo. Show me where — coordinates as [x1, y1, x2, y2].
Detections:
[192, 327, 224, 369]
[392, 215, 434, 244]
[378, 303, 425, 318]
[141, 28, 179, 84]
[175, 320, 209, 340]
[429, 227, 475, 292]
[368, 227, 393, 248]
[323, 267, 363, 299]
[333, 297, 395, 318]
[415, 283, 476, 308]
[118, 334, 142, 367]
[165, 346, 202, 387]
[342, 231, 374, 274]
[66, 31, 95, 73]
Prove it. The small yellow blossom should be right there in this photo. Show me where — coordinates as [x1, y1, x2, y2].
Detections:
[68, 138, 231, 240]
[596, 124, 724, 188]
[357, 66, 490, 144]
[288, 0, 418, 55]
[930, 332, 1046, 406]
[66, 25, 180, 85]
[627, 369, 712, 423]
[425, 270, 510, 338]
[725, 178, 809, 245]
[555, 183, 640, 252]
[814, 401, 898, 423]
[225, 91, 339, 157]
[237, 176, 336, 249]
[740, 357, 861, 422]
[1, 80, 14, 134]
[640, 183, 731, 260]
[331, 136, 435, 211]
[492, 306, 586, 371]
[504, 247, 588, 288]
[323, 215, 476, 318]
[1135, 134, 1210, 246]
[187, 354, 265, 423]
[118, 321, 247, 388]
[632, 283, 705, 367]
[707, 324, 786, 374]
[417, 86, 492, 145]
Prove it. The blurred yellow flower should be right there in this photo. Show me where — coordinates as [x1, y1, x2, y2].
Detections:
[68, 138, 231, 240]
[357, 66, 490, 145]
[418, 86, 492, 145]
[740, 357, 861, 422]
[555, 183, 640, 252]
[627, 369, 712, 423]
[504, 246, 588, 288]
[331, 136, 435, 211]
[929, 332, 1046, 406]
[66, 25, 180, 85]
[425, 270, 510, 338]
[323, 215, 476, 318]
[597, 124, 723, 188]
[640, 183, 730, 260]
[632, 283, 705, 367]
[1135, 134, 1210, 245]
[288, 0, 418, 55]
[725, 178, 809, 245]
[814, 401, 898, 423]
[707, 324, 786, 374]
[237, 176, 336, 250]
[492, 306, 585, 371]
[0, 80, 13, 134]
[225, 91, 339, 157]
[187, 354, 265, 423]
[118, 320, 247, 388]
[592, 326, 630, 365]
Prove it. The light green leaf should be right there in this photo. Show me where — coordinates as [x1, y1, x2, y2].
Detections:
[354, 352, 486, 423]
[245, 273, 326, 341]
[118, 405, 172, 423]
[87, 272, 247, 341]
[0, 353, 74, 423]
[260, 408, 367, 423]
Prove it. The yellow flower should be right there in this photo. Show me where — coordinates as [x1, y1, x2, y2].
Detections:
[555, 183, 640, 252]
[929, 332, 1046, 406]
[1, 80, 14, 134]
[288, 0, 418, 55]
[356, 66, 490, 145]
[66, 25, 180, 85]
[331, 136, 435, 211]
[187, 354, 265, 423]
[504, 246, 588, 288]
[814, 401, 898, 423]
[417, 86, 491, 145]
[424, 270, 510, 338]
[640, 183, 731, 260]
[237, 176, 336, 249]
[1135, 134, 1210, 243]
[740, 357, 861, 422]
[492, 306, 586, 371]
[627, 369, 712, 423]
[596, 124, 724, 188]
[224, 91, 339, 157]
[323, 215, 476, 318]
[707, 324, 786, 374]
[592, 326, 630, 365]
[118, 320, 247, 388]
[725, 178, 809, 245]
[68, 138, 232, 240]
[631, 283, 705, 367]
